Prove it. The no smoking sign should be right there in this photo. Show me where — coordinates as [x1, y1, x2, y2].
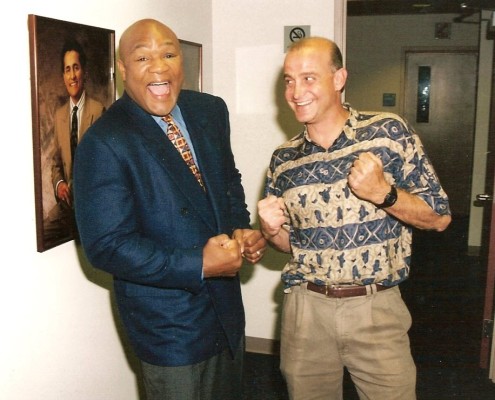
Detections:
[284, 25, 310, 52]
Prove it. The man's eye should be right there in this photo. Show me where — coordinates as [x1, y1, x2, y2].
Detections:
[165, 53, 176, 59]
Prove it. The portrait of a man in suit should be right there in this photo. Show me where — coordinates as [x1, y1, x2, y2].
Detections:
[29, 15, 115, 252]
[44, 39, 106, 243]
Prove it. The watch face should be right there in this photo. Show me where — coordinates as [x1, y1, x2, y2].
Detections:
[379, 185, 397, 208]
[385, 192, 397, 204]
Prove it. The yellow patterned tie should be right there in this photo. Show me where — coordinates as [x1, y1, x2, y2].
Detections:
[162, 114, 205, 190]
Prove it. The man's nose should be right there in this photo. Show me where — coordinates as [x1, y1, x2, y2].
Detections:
[291, 82, 303, 99]
[150, 58, 170, 73]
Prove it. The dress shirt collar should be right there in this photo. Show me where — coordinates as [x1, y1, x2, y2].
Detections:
[70, 91, 86, 116]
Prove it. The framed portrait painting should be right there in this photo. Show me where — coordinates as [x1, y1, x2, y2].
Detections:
[28, 15, 116, 252]
[180, 39, 202, 92]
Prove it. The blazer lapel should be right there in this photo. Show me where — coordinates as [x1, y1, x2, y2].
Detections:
[178, 95, 226, 233]
[121, 95, 217, 232]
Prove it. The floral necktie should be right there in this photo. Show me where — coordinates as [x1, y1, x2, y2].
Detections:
[162, 114, 205, 190]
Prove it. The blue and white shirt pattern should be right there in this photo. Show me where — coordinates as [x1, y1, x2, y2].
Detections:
[264, 105, 450, 289]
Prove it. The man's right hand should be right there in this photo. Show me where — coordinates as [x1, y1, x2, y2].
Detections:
[258, 195, 292, 253]
[202, 234, 243, 278]
[258, 195, 288, 238]
[56, 181, 72, 206]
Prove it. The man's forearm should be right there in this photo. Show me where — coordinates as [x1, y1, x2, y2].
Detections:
[383, 188, 451, 232]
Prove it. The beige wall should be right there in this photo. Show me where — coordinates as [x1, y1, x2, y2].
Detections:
[346, 13, 479, 112]
[346, 12, 492, 250]
[1, 1, 340, 398]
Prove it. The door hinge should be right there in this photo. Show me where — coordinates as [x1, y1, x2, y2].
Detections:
[483, 319, 494, 338]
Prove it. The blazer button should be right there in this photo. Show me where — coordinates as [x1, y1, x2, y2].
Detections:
[180, 207, 189, 215]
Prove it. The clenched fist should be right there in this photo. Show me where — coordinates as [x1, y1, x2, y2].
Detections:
[202, 234, 243, 278]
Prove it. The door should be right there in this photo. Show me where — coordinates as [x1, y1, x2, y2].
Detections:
[403, 50, 495, 369]
[403, 50, 478, 220]
[477, 43, 495, 370]
[479, 171, 495, 370]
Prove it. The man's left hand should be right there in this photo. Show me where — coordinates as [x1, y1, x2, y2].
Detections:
[233, 229, 267, 264]
[348, 152, 390, 204]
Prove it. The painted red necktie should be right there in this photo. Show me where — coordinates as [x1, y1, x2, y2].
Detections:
[163, 114, 205, 190]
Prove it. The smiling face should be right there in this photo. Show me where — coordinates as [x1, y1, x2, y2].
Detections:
[63, 50, 85, 103]
[283, 39, 346, 127]
[117, 19, 184, 116]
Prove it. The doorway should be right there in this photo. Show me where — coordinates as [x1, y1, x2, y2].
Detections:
[403, 49, 477, 220]
[344, 0, 495, 386]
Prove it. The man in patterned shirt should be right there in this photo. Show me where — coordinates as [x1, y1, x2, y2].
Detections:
[258, 37, 451, 399]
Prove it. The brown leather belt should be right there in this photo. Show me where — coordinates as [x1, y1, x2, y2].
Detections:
[306, 281, 393, 298]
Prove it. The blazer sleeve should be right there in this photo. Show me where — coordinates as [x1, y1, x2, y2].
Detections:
[73, 125, 204, 293]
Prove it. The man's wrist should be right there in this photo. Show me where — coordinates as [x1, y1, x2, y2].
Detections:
[376, 185, 398, 209]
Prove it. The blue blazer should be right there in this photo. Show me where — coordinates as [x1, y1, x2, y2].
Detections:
[73, 90, 251, 366]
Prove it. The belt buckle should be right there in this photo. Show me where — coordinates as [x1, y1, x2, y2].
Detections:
[327, 284, 346, 297]
[331, 283, 364, 298]
[326, 284, 336, 297]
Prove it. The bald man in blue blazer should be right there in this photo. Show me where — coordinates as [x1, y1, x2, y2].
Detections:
[73, 19, 266, 400]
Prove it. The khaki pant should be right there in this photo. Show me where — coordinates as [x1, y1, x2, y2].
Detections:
[280, 284, 416, 400]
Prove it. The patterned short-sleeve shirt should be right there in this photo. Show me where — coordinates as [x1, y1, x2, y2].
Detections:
[265, 105, 450, 288]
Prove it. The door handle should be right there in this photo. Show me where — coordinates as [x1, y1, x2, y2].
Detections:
[474, 193, 493, 207]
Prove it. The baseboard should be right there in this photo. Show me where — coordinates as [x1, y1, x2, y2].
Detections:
[246, 336, 280, 355]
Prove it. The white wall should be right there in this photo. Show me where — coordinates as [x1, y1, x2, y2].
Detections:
[212, 0, 338, 341]
[1, 1, 339, 398]
[2, 2, 212, 399]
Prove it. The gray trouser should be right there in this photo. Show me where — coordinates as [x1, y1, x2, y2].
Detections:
[141, 337, 244, 400]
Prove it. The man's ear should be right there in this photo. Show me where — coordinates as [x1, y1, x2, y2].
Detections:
[334, 68, 348, 92]
[117, 59, 126, 81]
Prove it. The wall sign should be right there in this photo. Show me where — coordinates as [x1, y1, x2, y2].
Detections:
[383, 93, 396, 107]
[284, 25, 311, 52]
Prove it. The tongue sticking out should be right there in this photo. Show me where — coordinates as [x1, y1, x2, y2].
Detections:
[149, 83, 170, 96]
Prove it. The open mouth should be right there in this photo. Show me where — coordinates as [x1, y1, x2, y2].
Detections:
[148, 82, 170, 96]
[295, 99, 312, 106]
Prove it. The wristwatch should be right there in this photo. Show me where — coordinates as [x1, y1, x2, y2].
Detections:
[377, 185, 398, 209]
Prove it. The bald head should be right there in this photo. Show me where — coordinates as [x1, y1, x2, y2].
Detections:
[287, 37, 343, 72]
[119, 19, 181, 64]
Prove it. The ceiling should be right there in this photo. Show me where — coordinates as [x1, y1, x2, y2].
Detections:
[347, 0, 495, 16]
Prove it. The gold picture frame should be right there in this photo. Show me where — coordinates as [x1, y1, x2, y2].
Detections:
[28, 15, 116, 252]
